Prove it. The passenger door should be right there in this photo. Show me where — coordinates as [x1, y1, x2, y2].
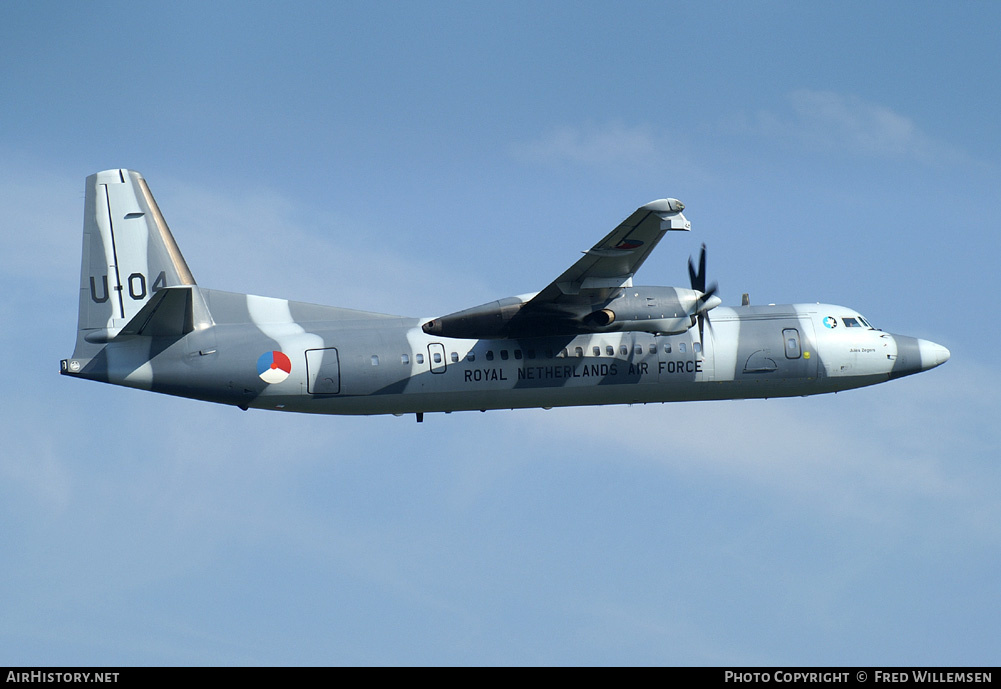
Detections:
[306, 347, 340, 394]
[427, 342, 447, 374]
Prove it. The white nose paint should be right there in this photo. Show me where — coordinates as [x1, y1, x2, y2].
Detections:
[918, 340, 951, 371]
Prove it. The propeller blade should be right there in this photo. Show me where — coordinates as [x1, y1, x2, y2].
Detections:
[696, 306, 716, 349]
[697, 244, 706, 293]
[688, 243, 707, 294]
[687, 244, 718, 348]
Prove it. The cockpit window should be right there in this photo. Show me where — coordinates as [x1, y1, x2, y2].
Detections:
[842, 317, 862, 327]
[858, 316, 873, 328]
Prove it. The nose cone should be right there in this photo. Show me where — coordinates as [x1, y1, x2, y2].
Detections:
[919, 339, 951, 370]
[889, 335, 950, 379]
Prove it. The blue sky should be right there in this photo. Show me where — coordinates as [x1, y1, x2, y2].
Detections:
[1, 2, 998, 665]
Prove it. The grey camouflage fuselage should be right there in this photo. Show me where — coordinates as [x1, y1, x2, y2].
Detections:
[62, 170, 950, 418]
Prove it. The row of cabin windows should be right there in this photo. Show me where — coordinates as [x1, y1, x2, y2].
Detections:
[375, 341, 701, 366]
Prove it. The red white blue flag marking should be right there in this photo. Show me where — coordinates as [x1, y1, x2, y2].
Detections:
[258, 351, 292, 384]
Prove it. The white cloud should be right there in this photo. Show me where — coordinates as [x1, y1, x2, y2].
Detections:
[522, 360, 999, 542]
[746, 90, 970, 164]
[1, 165, 495, 321]
[3, 156, 996, 665]
[512, 122, 661, 168]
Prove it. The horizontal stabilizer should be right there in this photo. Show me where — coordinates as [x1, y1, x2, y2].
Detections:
[116, 286, 195, 339]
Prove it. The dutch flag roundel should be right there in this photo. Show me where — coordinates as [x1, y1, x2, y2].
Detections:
[257, 351, 292, 384]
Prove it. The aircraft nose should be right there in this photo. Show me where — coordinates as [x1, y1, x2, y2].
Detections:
[919, 339, 950, 370]
[888, 335, 950, 379]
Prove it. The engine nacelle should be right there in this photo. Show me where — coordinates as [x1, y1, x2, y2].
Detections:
[579, 286, 719, 335]
[582, 306, 690, 334]
[586, 309, 615, 327]
[422, 286, 720, 339]
[422, 296, 530, 339]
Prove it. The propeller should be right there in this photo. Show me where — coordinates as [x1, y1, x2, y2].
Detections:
[687, 243, 719, 346]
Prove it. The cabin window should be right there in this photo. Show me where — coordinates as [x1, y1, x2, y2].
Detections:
[486, 351, 494, 361]
[416, 353, 424, 364]
[593, 346, 601, 356]
[526, 349, 536, 359]
[619, 345, 628, 356]
[514, 350, 523, 360]
[694, 342, 702, 353]
[371, 355, 379, 366]
[606, 345, 614, 356]
[466, 352, 476, 362]
[557, 348, 568, 358]
[500, 350, 509, 360]
[664, 343, 672, 354]
[451, 352, 459, 363]
[401, 354, 409, 364]
[433, 352, 442, 364]
[679, 342, 686, 353]
[649, 344, 657, 354]
[575, 346, 584, 358]
[634, 344, 643, 355]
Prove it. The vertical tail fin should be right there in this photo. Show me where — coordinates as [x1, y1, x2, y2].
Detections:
[69, 170, 207, 364]
[66, 167, 215, 374]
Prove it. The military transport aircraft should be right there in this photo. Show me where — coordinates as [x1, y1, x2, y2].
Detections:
[62, 169, 950, 421]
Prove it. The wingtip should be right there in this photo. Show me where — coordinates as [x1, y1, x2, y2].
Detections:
[641, 198, 684, 213]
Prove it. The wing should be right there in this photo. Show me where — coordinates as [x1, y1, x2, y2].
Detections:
[526, 198, 690, 308]
[422, 198, 691, 339]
